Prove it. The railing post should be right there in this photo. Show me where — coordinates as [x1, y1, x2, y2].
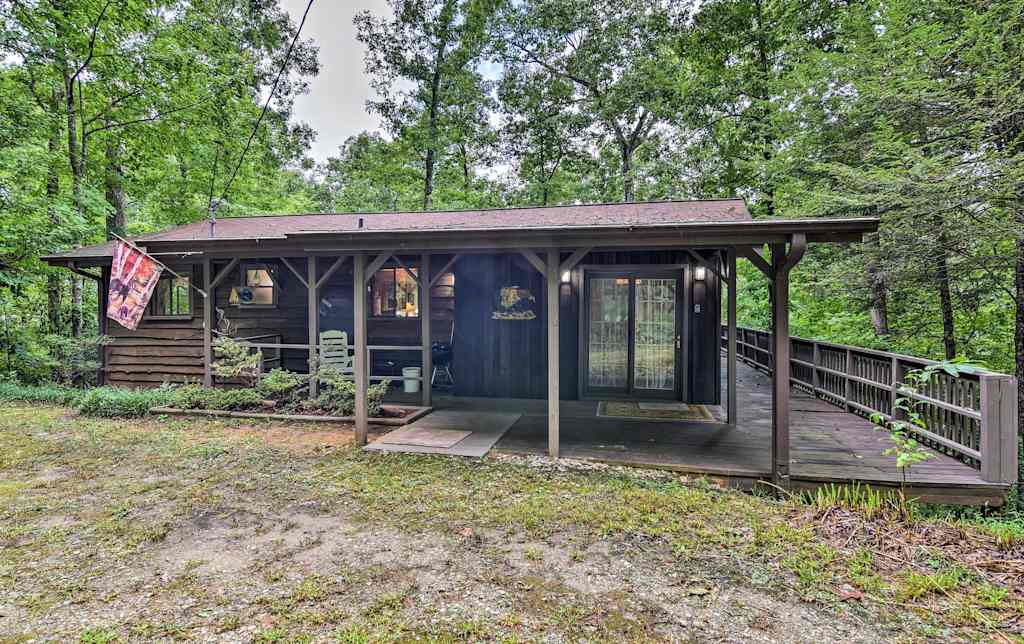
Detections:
[980, 374, 1019, 484]
[890, 356, 901, 422]
[811, 340, 820, 397]
[844, 348, 853, 412]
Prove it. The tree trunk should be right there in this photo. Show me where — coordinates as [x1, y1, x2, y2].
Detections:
[104, 132, 127, 238]
[71, 276, 83, 338]
[46, 89, 63, 335]
[936, 247, 956, 360]
[866, 259, 890, 336]
[459, 143, 470, 191]
[423, 56, 444, 211]
[621, 143, 634, 202]
[63, 67, 83, 214]
[63, 67, 84, 335]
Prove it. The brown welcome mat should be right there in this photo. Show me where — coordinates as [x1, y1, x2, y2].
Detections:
[597, 401, 716, 422]
[376, 427, 472, 448]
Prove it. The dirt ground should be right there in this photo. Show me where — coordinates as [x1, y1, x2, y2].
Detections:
[0, 405, 1020, 642]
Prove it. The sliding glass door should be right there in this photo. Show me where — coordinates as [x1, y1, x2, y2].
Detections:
[583, 271, 682, 399]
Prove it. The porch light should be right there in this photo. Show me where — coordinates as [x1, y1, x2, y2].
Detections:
[561, 270, 571, 284]
[694, 266, 707, 281]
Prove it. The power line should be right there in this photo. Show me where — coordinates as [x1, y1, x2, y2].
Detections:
[209, 0, 315, 236]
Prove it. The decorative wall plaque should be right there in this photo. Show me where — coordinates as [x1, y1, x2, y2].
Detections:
[492, 286, 537, 320]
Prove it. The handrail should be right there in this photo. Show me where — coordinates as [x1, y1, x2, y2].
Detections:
[722, 325, 1019, 484]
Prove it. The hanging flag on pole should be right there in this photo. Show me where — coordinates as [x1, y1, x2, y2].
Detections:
[108, 240, 163, 330]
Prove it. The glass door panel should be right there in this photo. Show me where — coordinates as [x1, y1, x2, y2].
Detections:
[633, 278, 677, 391]
[587, 278, 630, 390]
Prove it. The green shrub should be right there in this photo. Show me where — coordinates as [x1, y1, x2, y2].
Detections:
[256, 368, 306, 403]
[212, 337, 262, 387]
[316, 367, 388, 417]
[171, 384, 264, 411]
[75, 385, 177, 418]
[0, 381, 82, 406]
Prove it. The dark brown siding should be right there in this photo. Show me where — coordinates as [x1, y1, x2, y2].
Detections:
[454, 254, 548, 399]
[104, 263, 205, 387]
[453, 250, 721, 403]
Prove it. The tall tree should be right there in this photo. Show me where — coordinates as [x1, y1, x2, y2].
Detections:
[356, 0, 498, 210]
[498, 0, 671, 202]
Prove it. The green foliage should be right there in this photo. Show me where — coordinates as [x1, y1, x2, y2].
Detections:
[171, 385, 264, 412]
[74, 386, 177, 418]
[0, 381, 82, 406]
[871, 360, 985, 484]
[255, 368, 306, 403]
[212, 337, 262, 387]
[316, 367, 388, 417]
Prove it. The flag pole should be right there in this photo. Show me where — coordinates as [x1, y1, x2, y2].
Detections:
[109, 233, 209, 299]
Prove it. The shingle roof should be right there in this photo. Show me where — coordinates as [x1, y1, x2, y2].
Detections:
[44, 199, 751, 261]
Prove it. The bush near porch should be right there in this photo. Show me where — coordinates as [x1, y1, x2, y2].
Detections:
[0, 368, 389, 419]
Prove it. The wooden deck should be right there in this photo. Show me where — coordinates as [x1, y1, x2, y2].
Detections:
[389, 357, 1008, 506]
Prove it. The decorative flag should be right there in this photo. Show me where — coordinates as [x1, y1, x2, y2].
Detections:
[108, 241, 163, 330]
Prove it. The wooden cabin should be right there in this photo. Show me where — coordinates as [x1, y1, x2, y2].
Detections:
[44, 200, 1020, 505]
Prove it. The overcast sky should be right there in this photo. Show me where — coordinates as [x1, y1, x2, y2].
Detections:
[280, 0, 392, 163]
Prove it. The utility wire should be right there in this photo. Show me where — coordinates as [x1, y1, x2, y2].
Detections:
[209, 0, 315, 234]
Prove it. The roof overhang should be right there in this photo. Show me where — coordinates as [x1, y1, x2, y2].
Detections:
[43, 217, 879, 266]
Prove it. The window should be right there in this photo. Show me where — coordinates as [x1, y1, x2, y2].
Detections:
[370, 267, 418, 318]
[229, 263, 276, 306]
[148, 274, 192, 318]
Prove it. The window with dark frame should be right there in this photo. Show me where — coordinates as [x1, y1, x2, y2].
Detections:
[148, 274, 192, 318]
[370, 267, 418, 318]
[229, 263, 277, 306]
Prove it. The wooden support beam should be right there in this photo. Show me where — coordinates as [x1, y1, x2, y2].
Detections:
[315, 255, 348, 290]
[391, 255, 420, 285]
[546, 249, 560, 458]
[308, 256, 319, 399]
[559, 247, 592, 275]
[726, 248, 737, 425]
[210, 257, 239, 290]
[684, 249, 724, 281]
[739, 246, 773, 279]
[97, 267, 109, 385]
[518, 248, 548, 278]
[421, 253, 432, 408]
[203, 259, 213, 387]
[769, 234, 805, 486]
[353, 253, 369, 445]
[363, 251, 393, 285]
[279, 257, 308, 288]
[429, 254, 461, 287]
[68, 262, 102, 282]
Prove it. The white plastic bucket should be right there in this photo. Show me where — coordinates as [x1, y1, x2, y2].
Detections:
[402, 367, 421, 393]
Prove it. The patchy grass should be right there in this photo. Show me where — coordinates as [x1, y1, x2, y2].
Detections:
[0, 403, 1021, 642]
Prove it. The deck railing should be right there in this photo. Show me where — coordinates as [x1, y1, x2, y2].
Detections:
[722, 326, 1019, 484]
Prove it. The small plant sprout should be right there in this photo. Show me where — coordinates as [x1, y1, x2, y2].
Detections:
[871, 359, 985, 491]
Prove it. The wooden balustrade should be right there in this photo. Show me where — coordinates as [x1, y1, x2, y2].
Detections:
[722, 326, 1018, 484]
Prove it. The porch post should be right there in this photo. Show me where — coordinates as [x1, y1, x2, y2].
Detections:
[547, 249, 560, 458]
[307, 256, 319, 399]
[353, 253, 368, 446]
[769, 234, 805, 486]
[421, 253, 432, 407]
[97, 267, 109, 386]
[202, 258, 213, 387]
[726, 248, 737, 425]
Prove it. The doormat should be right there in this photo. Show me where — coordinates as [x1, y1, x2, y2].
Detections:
[376, 427, 472, 448]
[597, 400, 716, 422]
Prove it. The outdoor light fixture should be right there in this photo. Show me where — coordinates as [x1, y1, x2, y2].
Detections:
[561, 270, 571, 284]
[694, 266, 707, 281]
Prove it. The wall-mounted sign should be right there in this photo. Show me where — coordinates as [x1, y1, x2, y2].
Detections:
[492, 286, 536, 320]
